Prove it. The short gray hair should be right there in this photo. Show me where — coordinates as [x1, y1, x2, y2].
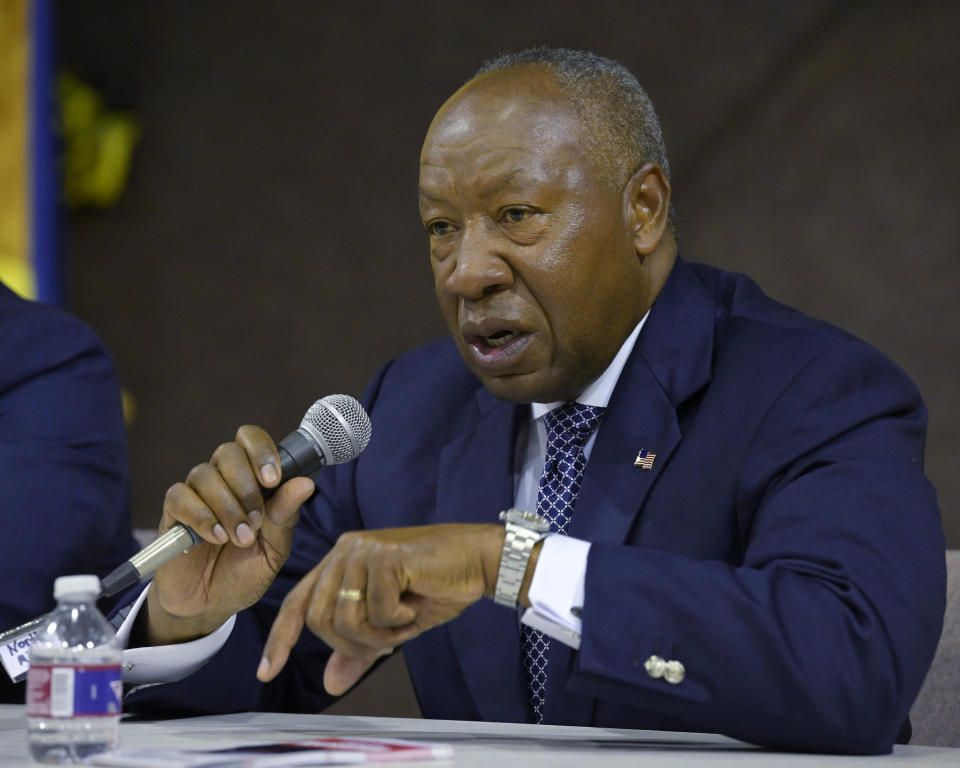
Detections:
[475, 47, 672, 191]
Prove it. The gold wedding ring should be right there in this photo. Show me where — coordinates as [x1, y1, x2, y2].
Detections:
[337, 588, 364, 602]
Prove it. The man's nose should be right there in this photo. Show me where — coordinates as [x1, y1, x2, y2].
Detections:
[442, 220, 513, 300]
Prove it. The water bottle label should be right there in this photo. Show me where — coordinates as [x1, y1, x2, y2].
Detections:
[26, 664, 122, 718]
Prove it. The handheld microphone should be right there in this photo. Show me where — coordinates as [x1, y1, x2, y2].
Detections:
[98, 394, 372, 597]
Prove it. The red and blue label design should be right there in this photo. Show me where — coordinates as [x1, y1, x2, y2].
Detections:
[26, 664, 122, 718]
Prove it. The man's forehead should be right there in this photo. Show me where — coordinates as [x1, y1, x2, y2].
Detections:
[419, 154, 560, 202]
[416, 68, 598, 204]
[424, 68, 580, 150]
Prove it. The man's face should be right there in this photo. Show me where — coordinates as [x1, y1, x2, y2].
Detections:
[419, 68, 652, 403]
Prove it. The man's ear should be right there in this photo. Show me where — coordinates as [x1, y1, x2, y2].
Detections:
[625, 163, 671, 257]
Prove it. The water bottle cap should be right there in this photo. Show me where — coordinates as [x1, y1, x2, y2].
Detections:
[53, 574, 102, 599]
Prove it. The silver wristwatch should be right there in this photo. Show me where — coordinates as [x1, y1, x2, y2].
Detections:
[493, 508, 551, 608]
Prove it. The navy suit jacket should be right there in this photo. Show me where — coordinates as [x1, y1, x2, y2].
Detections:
[0, 282, 136, 700]
[126, 259, 945, 754]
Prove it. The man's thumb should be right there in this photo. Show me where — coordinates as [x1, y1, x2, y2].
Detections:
[266, 476, 315, 528]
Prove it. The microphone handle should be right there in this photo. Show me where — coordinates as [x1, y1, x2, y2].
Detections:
[99, 437, 313, 598]
[99, 524, 200, 597]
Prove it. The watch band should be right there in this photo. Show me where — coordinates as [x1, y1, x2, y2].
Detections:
[493, 509, 550, 608]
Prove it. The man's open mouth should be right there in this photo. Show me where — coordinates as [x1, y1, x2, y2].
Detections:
[463, 326, 533, 368]
[483, 330, 519, 349]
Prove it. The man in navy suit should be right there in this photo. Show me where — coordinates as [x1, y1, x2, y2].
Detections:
[121, 49, 944, 754]
[0, 279, 136, 700]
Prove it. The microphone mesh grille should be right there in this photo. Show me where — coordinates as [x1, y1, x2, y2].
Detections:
[304, 394, 372, 465]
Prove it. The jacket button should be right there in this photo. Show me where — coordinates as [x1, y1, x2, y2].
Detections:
[664, 660, 685, 684]
[644, 655, 666, 679]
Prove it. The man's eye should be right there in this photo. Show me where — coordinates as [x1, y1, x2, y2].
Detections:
[502, 208, 529, 223]
[428, 220, 455, 236]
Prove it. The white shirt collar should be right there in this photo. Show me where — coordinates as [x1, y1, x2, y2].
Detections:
[530, 311, 649, 421]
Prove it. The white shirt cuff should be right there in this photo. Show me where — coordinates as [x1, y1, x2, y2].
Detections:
[520, 534, 590, 650]
[116, 584, 236, 686]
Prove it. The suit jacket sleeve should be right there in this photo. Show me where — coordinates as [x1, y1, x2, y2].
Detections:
[0, 295, 135, 700]
[571, 339, 944, 754]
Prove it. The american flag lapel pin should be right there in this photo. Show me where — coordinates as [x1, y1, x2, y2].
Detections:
[634, 449, 656, 470]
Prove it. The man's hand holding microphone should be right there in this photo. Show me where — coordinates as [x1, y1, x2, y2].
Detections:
[136, 395, 516, 697]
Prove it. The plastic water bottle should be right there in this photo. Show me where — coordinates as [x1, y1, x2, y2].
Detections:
[26, 575, 122, 763]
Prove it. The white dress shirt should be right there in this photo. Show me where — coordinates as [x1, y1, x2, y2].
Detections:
[117, 313, 648, 683]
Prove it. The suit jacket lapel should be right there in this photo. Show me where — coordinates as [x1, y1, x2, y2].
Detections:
[433, 388, 531, 723]
[568, 258, 715, 547]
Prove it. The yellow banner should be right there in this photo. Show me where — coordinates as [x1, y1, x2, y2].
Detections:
[0, 0, 32, 298]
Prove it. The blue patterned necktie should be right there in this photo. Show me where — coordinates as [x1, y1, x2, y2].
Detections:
[521, 402, 605, 723]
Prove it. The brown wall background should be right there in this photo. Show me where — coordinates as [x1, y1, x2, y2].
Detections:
[56, 0, 959, 717]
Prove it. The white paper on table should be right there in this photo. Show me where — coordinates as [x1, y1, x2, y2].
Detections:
[87, 736, 454, 767]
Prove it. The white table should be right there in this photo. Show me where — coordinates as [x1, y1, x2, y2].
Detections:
[0, 707, 958, 766]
